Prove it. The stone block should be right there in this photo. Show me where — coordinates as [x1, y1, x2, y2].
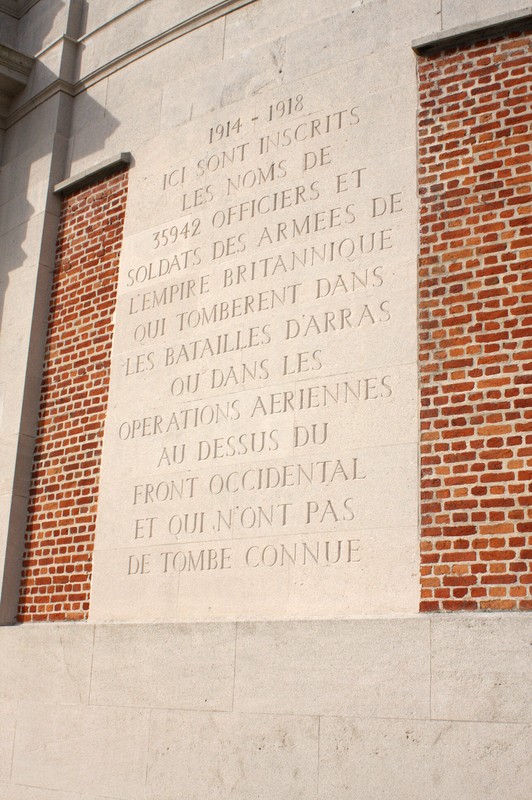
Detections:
[431, 614, 532, 723]
[160, 35, 282, 134]
[0, 623, 93, 704]
[0, 701, 16, 783]
[79, 0, 226, 79]
[234, 618, 431, 718]
[224, 0, 363, 60]
[226, 0, 440, 79]
[147, 708, 319, 799]
[0, 214, 52, 281]
[82, 0, 135, 34]
[67, 80, 116, 176]
[106, 18, 223, 111]
[318, 715, 532, 800]
[16, 0, 74, 56]
[89, 621, 236, 710]
[0, 260, 52, 436]
[11, 703, 149, 798]
[2, 93, 63, 163]
[0, 179, 49, 237]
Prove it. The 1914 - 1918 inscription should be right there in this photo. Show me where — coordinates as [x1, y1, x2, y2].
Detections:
[89, 66, 419, 621]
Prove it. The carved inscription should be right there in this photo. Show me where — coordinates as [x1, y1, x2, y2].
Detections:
[90, 75, 417, 620]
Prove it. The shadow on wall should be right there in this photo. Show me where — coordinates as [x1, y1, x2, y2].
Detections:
[1, 0, 68, 398]
[0, 87, 118, 329]
[0, 0, 120, 623]
[0, 0, 67, 332]
[0, 0, 119, 337]
[16, 0, 67, 55]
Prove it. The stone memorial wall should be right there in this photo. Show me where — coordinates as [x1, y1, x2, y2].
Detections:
[90, 64, 419, 621]
[0, 1, 530, 797]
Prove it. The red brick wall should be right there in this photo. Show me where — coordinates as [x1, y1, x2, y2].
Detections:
[18, 167, 128, 622]
[418, 26, 532, 611]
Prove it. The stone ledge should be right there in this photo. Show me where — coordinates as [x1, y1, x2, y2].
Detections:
[1, 614, 529, 723]
[54, 152, 132, 194]
[0, 1, 40, 19]
[412, 7, 532, 53]
[0, 43, 34, 115]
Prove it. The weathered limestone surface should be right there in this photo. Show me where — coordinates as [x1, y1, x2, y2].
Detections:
[0, 0, 524, 624]
[0, 615, 530, 798]
[86, 0, 426, 621]
[0, 0, 530, 795]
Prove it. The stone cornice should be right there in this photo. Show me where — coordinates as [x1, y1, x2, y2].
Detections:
[0, 43, 34, 121]
[0, 0, 41, 19]
[0, 43, 33, 79]
[3, 0, 258, 130]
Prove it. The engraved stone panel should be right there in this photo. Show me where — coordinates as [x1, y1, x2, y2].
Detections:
[90, 60, 419, 621]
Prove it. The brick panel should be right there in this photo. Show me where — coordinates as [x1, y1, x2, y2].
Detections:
[418, 27, 532, 611]
[18, 167, 129, 622]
